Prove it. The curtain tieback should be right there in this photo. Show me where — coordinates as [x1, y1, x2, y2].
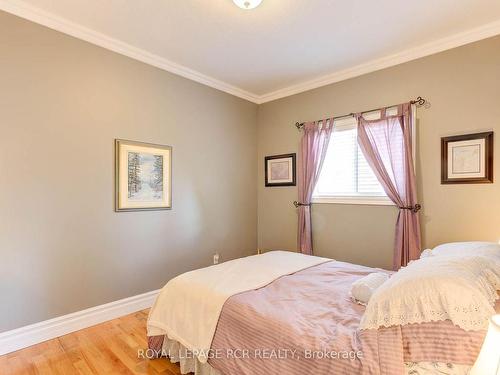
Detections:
[293, 201, 311, 208]
[398, 204, 421, 213]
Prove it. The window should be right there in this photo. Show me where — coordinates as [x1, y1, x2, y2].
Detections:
[312, 107, 406, 205]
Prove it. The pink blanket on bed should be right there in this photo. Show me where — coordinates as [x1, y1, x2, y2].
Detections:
[208, 261, 493, 375]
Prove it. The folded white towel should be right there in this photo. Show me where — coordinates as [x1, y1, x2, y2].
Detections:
[351, 273, 389, 305]
[420, 248, 433, 258]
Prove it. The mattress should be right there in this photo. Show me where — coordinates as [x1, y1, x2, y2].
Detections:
[148, 255, 497, 374]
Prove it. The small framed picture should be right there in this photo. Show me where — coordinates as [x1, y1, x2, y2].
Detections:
[441, 132, 493, 184]
[265, 153, 296, 187]
[115, 139, 172, 211]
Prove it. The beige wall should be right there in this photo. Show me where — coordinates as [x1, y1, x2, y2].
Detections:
[0, 12, 257, 332]
[3, 9, 500, 332]
[258, 35, 500, 270]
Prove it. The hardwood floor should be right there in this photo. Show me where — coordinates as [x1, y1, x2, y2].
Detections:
[0, 310, 183, 375]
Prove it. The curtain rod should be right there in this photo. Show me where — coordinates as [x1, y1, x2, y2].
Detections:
[294, 96, 426, 130]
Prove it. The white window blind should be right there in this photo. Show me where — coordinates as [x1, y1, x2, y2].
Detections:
[312, 107, 406, 205]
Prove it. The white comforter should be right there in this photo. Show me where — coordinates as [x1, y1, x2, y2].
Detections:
[147, 251, 330, 363]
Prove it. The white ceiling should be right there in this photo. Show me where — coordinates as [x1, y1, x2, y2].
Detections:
[2, 0, 500, 103]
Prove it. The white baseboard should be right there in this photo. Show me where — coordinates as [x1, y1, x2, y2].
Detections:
[0, 289, 160, 356]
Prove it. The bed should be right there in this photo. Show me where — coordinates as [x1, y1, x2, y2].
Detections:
[147, 247, 500, 375]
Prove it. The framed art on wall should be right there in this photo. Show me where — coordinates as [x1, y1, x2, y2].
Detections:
[265, 153, 296, 187]
[115, 139, 172, 211]
[441, 132, 493, 184]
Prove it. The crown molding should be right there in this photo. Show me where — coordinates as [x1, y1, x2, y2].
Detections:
[257, 18, 500, 103]
[2, 0, 500, 105]
[0, 0, 261, 103]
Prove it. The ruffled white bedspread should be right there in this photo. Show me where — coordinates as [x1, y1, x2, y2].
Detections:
[162, 336, 221, 375]
[404, 362, 471, 375]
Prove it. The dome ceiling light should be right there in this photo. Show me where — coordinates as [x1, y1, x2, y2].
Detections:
[233, 0, 263, 10]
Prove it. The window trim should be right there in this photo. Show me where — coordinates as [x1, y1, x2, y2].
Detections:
[312, 195, 394, 206]
[312, 105, 416, 207]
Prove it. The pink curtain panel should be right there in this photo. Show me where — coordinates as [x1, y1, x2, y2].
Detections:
[297, 119, 334, 255]
[356, 103, 421, 269]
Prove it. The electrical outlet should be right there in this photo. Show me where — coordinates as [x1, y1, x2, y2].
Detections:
[213, 253, 220, 265]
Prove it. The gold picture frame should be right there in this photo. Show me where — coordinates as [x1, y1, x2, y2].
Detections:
[115, 139, 172, 211]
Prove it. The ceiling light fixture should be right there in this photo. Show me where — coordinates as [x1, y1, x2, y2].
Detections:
[233, 0, 262, 10]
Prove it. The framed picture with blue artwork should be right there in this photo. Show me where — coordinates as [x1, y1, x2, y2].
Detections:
[115, 139, 172, 211]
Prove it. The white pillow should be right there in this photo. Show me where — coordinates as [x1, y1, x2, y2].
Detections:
[351, 273, 389, 305]
[423, 242, 500, 289]
[419, 248, 433, 258]
[431, 241, 500, 259]
[360, 254, 500, 331]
